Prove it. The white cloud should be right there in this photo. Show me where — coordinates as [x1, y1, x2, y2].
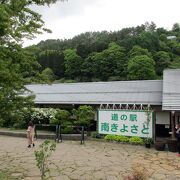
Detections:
[23, 0, 180, 47]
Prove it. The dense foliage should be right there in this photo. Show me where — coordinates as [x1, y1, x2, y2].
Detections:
[8, 106, 94, 130]
[104, 134, 145, 145]
[0, 0, 66, 126]
[31, 22, 180, 82]
[50, 109, 71, 126]
[0, 1, 179, 128]
[72, 105, 94, 127]
[104, 134, 130, 143]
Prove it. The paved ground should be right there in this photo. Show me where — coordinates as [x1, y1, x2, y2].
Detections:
[0, 136, 179, 180]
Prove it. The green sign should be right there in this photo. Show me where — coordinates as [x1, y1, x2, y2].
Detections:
[98, 110, 153, 138]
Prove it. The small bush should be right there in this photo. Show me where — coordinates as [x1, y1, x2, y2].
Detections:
[50, 110, 71, 126]
[104, 134, 117, 141]
[31, 108, 57, 124]
[115, 135, 129, 143]
[72, 105, 94, 127]
[104, 135, 129, 142]
[104, 135, 144, 145]
[129, 136, 144, 145]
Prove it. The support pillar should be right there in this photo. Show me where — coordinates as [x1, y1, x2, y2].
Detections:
[171, 111, 175, 139]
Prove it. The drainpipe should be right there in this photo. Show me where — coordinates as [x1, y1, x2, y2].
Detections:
[171, 111, 175, 139]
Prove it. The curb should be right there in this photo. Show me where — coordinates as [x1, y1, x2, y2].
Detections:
[0, 130, 87, 141]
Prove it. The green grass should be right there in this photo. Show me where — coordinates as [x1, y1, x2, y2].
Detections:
[0, 171, 19, 180]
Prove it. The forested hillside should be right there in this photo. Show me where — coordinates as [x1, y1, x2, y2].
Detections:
[27, 22, 180, 83]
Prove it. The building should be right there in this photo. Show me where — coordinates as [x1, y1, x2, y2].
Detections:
[27, 69, 180, 138]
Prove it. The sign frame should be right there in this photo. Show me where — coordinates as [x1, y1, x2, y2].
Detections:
[98, 109, 154, 138]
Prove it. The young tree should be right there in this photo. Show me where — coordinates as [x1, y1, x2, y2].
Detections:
[35, 140, 56, 180]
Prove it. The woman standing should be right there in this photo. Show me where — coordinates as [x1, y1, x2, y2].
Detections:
[176, 124, 180, 156]
[27, 121, 35, 148]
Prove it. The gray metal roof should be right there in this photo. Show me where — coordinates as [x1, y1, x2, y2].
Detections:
[26, 80, 163, 105]
[162, 69, 180, 110]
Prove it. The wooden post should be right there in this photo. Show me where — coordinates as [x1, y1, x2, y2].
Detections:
[55, 125, 58, 142]
[171, 111, 175, 139]
[58, 125, 62, 143]
[81, 126, 84, 145]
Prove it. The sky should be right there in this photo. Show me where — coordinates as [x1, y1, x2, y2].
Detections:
[23, 0, 180, 47]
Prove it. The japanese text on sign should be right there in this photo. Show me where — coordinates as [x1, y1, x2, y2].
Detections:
[98, 110, 153, 138]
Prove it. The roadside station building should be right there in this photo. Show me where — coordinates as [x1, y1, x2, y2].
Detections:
[27, 69, 180, 138]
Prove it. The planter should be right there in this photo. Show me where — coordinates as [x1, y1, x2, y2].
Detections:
[154, 141, 165, 151]
[167, 139, 178, 152]
[145, 143, 151, 148]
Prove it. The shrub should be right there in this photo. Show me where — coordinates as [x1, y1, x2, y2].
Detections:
[72, 105, 94, 127]
[50, 109, 70, 126]
[0, 107, 33, 128]
[31, 108, 57, 124]
[104, 135, 129, 142]
[104, 135, 144, 145]
[129, 136, 144, 145]
[115, 135, 129, 143]
[104, 134, 117, 141]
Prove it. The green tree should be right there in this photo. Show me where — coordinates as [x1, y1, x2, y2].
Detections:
[170, 42, 180, 56]
[170, 57, 180, 69]
[136, 31, 160, 52]
[50, 109, 71, 126]
[72, 105, 94, 127]
[26, 22, 180, 82]
[172, 23, 180, 33]
[40, 67, 55, 82]
[0, 0, 61, 126]
[38, 50, 65, 78]
[81, 52, 97, 81]
[107, 42, 127, 80]
[128, 55, 156, 80]
[154, 51, 171, 76]
[82, 42, 127, 81]
[64, 49, 83, 80]
[144, 21, 156, 32]
[129, 45, 152, 58]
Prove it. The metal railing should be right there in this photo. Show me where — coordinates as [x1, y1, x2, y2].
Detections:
[34, 124, 85, 144]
